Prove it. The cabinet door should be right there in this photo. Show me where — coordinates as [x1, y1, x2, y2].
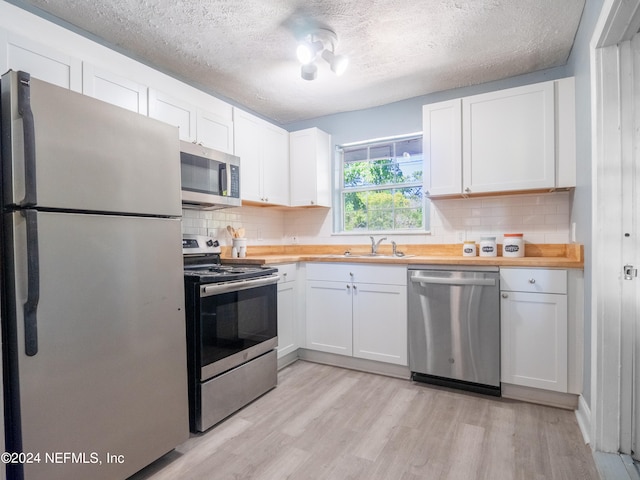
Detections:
[148, 89, 196, 142]
[197, 108, 233, 154]
[501, 291, 568, 392]
[462, 82, 555, 193]
[290, 128, 332, 207]
[3, 34, 81, 91]
[233, 109, 263, 203]
[261, 123, 290, 206]
[353, 283, 407, 365]
[305, 280, 352, 356]
[423, 99, 462, 196]
[82, 64, 147, 114]
[277, 279, 297, 358]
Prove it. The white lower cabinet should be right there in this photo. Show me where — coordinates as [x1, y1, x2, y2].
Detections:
[305, 263, 407, 366]
[306, 280, 353, 355]
[276, 264, 298, 358]
[352, 282, 407, 365]
[500, 268, 568, 392]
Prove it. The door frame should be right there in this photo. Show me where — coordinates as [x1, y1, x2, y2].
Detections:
[591, 0, 640, 455]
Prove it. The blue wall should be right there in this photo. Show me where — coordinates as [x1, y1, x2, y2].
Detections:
[564, 0, 604, 409]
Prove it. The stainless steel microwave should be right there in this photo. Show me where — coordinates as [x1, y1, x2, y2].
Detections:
[180, 141, 241, 210]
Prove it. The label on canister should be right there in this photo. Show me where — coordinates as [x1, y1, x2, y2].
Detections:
[503, 233, 524, 257]
[462, 242, 476, 256]
[479, 237, 497, 257]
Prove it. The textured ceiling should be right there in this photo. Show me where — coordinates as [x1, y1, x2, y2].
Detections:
[18, 0, 585, 124]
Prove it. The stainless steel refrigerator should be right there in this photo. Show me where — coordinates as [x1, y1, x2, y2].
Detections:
[1, 70, 189, 479]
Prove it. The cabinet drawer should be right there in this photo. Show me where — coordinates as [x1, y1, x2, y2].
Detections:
[500, 268, 566, 294]
[306, 263, 406, 286]
[276, 263, 297, 283]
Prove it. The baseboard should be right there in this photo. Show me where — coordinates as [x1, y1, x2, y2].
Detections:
[575, 394, 592, 444]
[501, 383, 579, 410]
[277, 350, 299, 370]
[297, 348, 411, 379]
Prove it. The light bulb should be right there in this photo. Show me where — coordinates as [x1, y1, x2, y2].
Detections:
[332, 54, 349, 76]
[296, 42, 314, 64]
[296, 39, 323, 64]
[322, 49, 349, 76]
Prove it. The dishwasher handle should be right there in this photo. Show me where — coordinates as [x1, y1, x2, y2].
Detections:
[410, 274, 496, 287]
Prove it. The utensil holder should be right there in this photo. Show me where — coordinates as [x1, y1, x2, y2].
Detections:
[232, 238, 247, 258]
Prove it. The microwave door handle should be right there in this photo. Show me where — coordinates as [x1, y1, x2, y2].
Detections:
[219, 163, 228, 196]
[17, 71, 37, 207]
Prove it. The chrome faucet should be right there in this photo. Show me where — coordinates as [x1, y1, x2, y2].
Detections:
[370, 236, 387, 254]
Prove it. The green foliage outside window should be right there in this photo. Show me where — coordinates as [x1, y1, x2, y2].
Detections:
[339, 135, 424, 232]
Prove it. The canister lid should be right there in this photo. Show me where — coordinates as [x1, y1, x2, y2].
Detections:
[504, 233, 523, 237]
[463, 240, 475, 244]
[480, 236, 496, 241]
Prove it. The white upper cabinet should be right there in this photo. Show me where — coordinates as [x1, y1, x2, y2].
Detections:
[233, 108, 289, 206]
[196, 108, 234, 154]
[423, 78, 576, 197]
[423, 99, 462, 196]
[148, 88, 233, 153]
[462, 81, 555, 193]
[1, 33, 81, 92]
[148, 88, 197, 142]
[289, 128, 332, 207]
[82, 64, 147, 114]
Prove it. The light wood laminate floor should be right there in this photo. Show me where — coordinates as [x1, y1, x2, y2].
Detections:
[130, 360, 599, 480]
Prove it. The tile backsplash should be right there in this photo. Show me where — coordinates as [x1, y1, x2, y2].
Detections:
[182, 191, 572, 246]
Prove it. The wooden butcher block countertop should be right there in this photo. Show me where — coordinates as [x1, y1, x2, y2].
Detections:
[221, 243, 584, 269]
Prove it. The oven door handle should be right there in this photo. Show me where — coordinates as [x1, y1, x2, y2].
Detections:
[200, 274, 280, 297]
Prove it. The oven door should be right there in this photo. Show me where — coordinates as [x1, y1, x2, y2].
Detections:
[198, 275, 278, 380]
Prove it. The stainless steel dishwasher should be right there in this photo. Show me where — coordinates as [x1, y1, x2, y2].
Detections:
[408, 265, 501, 396]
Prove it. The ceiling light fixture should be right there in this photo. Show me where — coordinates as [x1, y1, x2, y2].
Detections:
[296, 28, 348, 81]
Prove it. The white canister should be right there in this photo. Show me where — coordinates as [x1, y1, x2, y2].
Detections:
[503, 233, 524, 257]
[479, 236, 497, 257]
[462, 241, 476, 257]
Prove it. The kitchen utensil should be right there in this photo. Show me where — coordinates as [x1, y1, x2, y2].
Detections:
[236, 227, 245, 238]
[227, 225, 235, 237]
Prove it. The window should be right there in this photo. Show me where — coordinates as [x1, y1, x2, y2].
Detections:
[336, 134, 426, 233]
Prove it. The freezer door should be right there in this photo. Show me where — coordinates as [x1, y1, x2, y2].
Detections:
[1, 70, 181, 216]
[4, 211, 188, 480]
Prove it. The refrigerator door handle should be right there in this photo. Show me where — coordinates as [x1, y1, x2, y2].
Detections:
[22, 209, 40, 356]
[17, 71, 38, 207]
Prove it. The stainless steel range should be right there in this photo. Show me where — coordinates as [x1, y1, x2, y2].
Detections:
[182, 234, 279, 432]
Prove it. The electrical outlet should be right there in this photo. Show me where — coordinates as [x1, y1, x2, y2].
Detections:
[456, 231, 465, 242]
[291, 235, 298, 245]
[571, 222, 577, 243]
[257, 228, 263, 241]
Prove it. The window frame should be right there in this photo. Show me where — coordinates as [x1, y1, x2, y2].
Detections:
[334, 132, 429, 235]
